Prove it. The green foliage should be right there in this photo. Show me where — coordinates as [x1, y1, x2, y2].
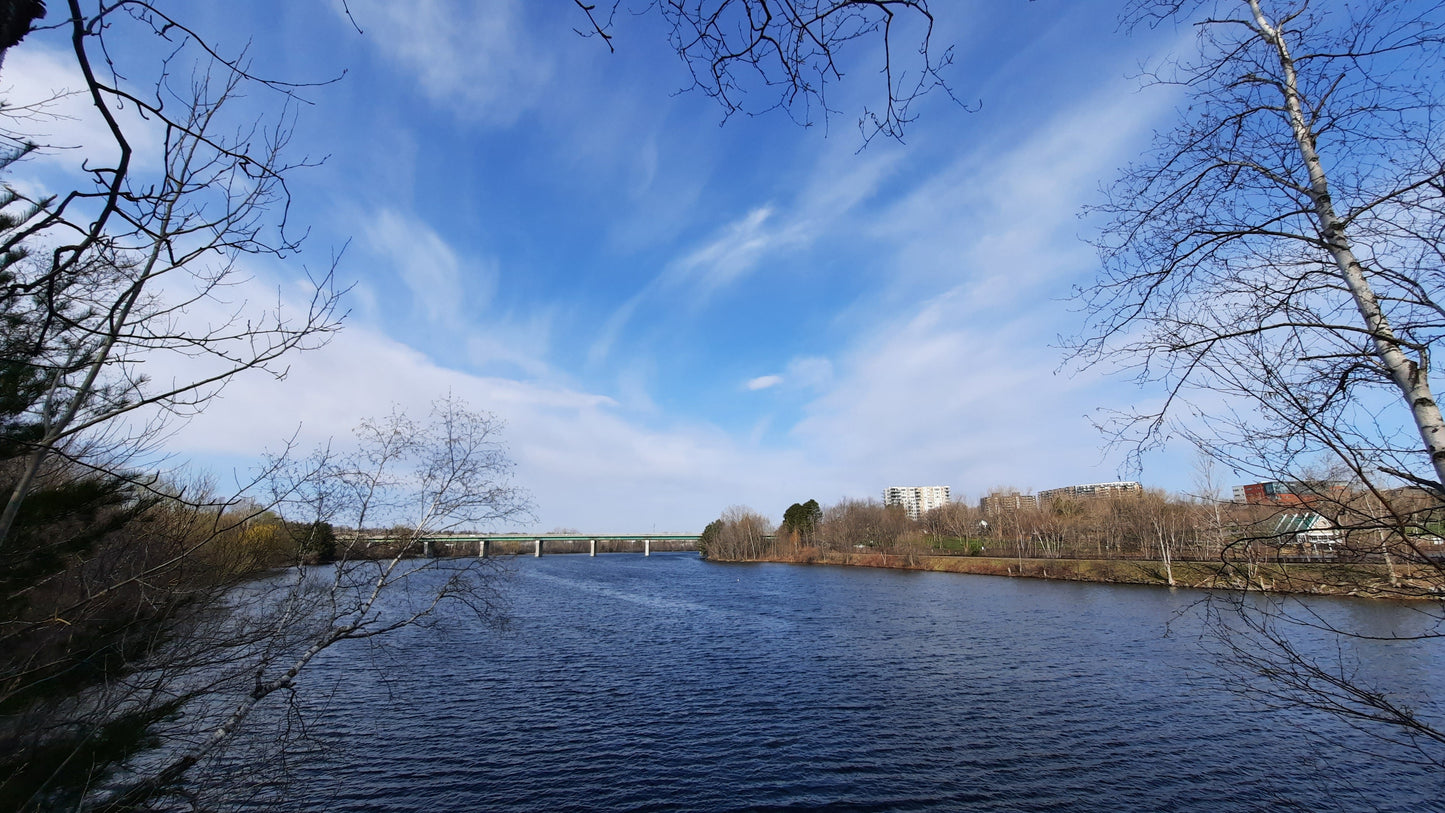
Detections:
[780, 498, 822, 541]
[1, 697, 184, 812]
[931, 537, 985, 555]
[0, 491, 197, 809]
[0, 476, 146, 600]
[698, 519, 724, 559]
[295, 519, 337, 564]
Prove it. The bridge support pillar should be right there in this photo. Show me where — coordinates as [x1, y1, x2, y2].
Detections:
[590, 539, 597, 557]
[534, 538, 543, 557]
[479, 539, 489, 558]
[644, 539, 651, 556]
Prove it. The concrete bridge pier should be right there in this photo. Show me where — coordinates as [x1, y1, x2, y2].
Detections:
[644, 538, 651, 556]
[534, 538, 543, 557]
[478, 539, 489, 558]
[589, 539, 597, 557]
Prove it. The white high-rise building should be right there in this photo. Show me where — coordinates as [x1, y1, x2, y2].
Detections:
[883, 486, 951, 520]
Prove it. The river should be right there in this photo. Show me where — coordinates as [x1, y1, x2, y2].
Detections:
[222, 553, 1445, 811]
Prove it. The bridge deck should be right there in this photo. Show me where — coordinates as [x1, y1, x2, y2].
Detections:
[428, 534, 699, 542]
[418, 534, 699, 558]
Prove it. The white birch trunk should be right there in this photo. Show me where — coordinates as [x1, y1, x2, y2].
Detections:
[1157, 521, 1176, 587]
[1249, 0, 1445, 488]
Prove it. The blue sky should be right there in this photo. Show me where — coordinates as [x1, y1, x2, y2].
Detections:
[6, 1, 1209, 532]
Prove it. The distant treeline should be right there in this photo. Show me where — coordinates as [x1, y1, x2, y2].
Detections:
[699, 488, 1445, 567]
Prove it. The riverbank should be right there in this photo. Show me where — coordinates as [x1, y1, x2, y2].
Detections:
[709, 548, 1442, 599]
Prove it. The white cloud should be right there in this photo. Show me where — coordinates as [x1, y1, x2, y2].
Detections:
[780, 81, 1185, 498]
[660, 145, 902, 300]
[2, 43, 165, 180]
[365, 209, 474, 327]
[166, 315, 854, 532]
[790, 292, 1119, 494]
[785, 356, 833, 391]
[744, 359, 830, 394]
[136, 256, 838, 533]
[864, 71, 1181, 311]
[565, 78, 1180, 511]
[337, 0, 553, 127]
[664, 206, 803, 295]
[465, 327, 552, 379]
[587, 206, 801, 366]
[357, 207, 554, 376]
[589, 142, 904, 366]
[586, 289, 644, 367]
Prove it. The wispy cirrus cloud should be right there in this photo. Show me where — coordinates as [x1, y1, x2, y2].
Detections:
[662, 206, 804, 295]
[588, 143, 903, 366]
[355, 207, 558, 378]
[783, 81, 1184, 499]
[336, 0, 553, 127]
[744, 357, 833, 394]
[584, 205, 804, 367]
[661, 144, 902, 299]
[365, 209, 476, 327]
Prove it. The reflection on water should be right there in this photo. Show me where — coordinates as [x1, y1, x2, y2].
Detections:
[224, 554, 1445, 812]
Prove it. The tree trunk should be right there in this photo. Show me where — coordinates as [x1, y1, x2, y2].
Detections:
[1250, 0, 1445, 489]
[1156, 521, 1176, 587]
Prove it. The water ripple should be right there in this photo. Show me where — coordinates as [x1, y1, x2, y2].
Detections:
[222, 554, 1445, 812]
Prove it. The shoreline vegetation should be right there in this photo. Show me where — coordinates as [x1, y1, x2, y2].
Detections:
[695, 496, 1445, 601]
[704, 549, 1441, 600]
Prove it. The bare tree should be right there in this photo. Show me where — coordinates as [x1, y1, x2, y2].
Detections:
[0, 0, 343, 546]
[1072, 0, 1445, 763]
[0, 5, 514, 808]
[699, 505, 774, 559]
[817, 497, 912, 552]
[920, 499, 975, 549]
[6, 398, 530, 811]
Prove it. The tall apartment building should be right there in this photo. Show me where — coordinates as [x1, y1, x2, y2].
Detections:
[883, 486, 951, 520]
[1037, 481, 1142, 505]
[979, 492, 1038, 517]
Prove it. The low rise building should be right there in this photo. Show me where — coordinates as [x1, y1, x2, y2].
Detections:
[1269, 512, 1342, 557]
[1237, 480, 1349, 506]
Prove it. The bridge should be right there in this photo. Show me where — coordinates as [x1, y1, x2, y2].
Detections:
[421, 534, 700, 558]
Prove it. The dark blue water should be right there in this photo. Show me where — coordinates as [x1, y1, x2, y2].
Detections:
[235, 554, 1445, 812]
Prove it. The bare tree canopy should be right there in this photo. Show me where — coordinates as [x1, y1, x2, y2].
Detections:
[1072, 0, 1445, 766]
[578, 0, 955, 140]
[0, 4, 529, 808]
[0, 0, 345, 546]
[1075, 0, 1445, 491]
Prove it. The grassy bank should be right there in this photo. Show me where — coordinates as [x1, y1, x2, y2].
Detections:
[713, 548, 1441, 599]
